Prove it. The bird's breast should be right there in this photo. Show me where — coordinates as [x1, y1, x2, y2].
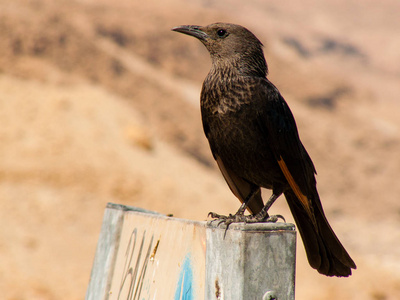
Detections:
[201, 78, 253, 116]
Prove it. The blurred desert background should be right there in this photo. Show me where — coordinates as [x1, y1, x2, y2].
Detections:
[1, 0, 400, 299]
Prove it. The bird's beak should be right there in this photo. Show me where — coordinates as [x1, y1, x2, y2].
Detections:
[172, 25, 208, 41]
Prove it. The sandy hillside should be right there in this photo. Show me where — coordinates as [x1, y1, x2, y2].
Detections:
[1, 0, 400, 299]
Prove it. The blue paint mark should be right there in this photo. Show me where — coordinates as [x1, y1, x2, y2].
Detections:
[174, 254, 194, 300]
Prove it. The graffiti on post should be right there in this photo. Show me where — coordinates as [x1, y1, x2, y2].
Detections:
[174, 254, 194, 300]
[117, 229, 154, 300]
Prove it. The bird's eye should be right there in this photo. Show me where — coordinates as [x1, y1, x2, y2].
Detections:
[217, 29, 227, 37]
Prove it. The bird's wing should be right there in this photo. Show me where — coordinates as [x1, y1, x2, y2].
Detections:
[255, 78, 317, 220]
[254, 79, 356, 275]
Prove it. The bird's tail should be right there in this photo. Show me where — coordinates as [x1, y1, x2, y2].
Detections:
[284, 189, 356, 277]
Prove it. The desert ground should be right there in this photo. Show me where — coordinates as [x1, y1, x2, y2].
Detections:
[1, 0, 400, 299]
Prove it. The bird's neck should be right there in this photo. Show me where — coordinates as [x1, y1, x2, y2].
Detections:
[209, 52, 268, 79]
[207, 61, 240, 82]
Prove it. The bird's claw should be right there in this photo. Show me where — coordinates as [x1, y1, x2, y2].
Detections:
[267, 214, 286, 223]
[208, 212, 226, 219]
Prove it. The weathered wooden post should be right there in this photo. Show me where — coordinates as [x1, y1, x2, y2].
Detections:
[86, 203, 296, 300]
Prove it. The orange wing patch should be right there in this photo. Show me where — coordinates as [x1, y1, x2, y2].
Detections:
[277, 156, 316, 226]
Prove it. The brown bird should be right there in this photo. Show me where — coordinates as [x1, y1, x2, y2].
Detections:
[172, 23, 356, 277]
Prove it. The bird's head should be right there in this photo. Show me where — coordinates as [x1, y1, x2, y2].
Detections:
[172, 23, 268, 77]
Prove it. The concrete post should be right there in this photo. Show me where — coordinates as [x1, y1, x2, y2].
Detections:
[86, 204, 296, 300]
[205, 222, 296, 300]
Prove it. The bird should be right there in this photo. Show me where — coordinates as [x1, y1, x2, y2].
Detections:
[172, 23, 356, 277]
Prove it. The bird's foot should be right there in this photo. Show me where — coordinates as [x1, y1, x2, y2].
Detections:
[208, 211, 248, 226]
[208, 211, 285, 228]
[208, 212, 286, 238]
[208, 211, 250, 238]
[244, 214, 286, 223]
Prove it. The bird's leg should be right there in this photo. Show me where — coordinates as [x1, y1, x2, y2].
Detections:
[208, 187, 258, 225]
[245, 191, 285, 223]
